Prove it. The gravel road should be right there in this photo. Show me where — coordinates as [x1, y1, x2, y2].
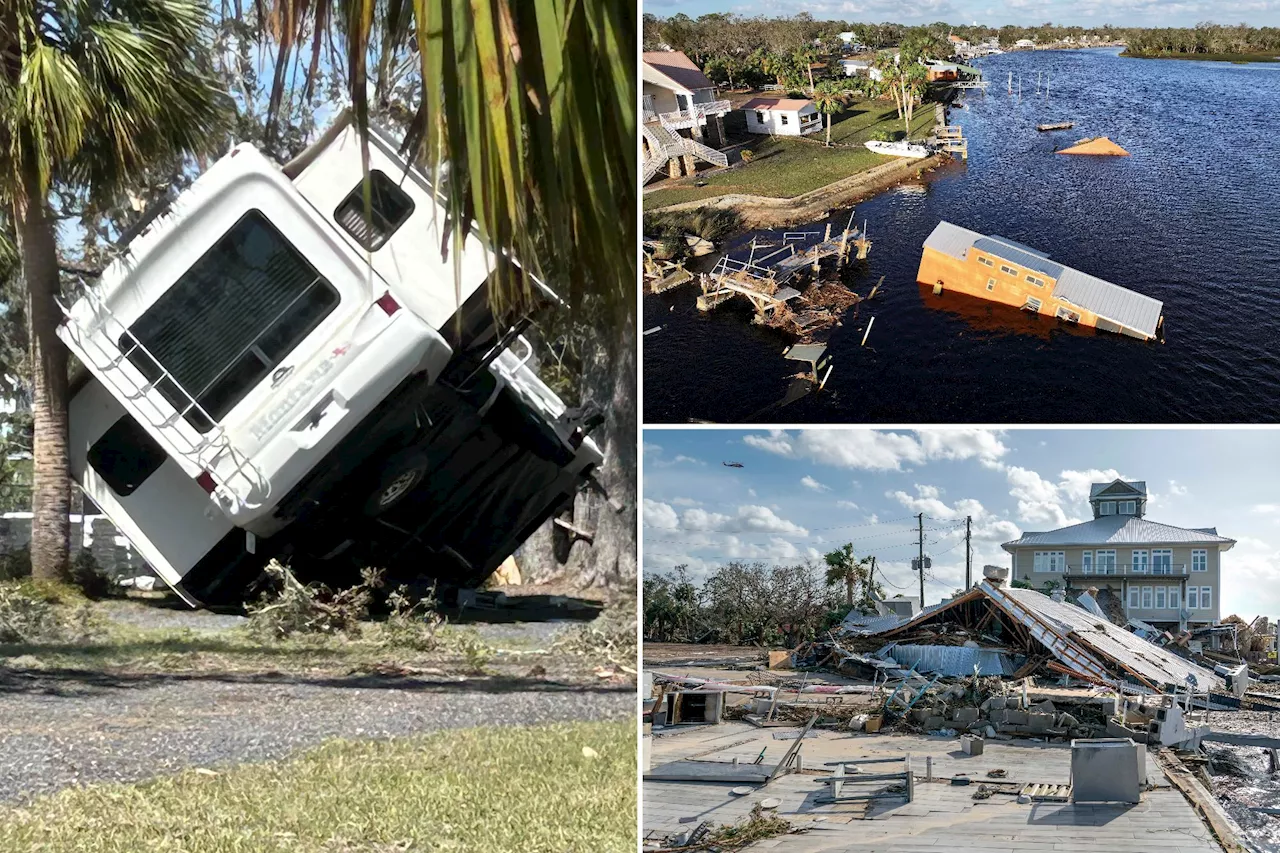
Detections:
[0, 669, 632, 804]
[0, 601, 632, 804]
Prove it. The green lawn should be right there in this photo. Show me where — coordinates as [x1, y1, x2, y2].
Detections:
[645, 101, 936, 209]
[0, 720, 636, 852]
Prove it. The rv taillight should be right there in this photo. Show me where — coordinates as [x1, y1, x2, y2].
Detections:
[196, 471, 217, 494]
[375, 292, 401, 316]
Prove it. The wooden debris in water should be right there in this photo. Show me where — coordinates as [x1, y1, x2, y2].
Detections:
[1036, 121, 1074, 131]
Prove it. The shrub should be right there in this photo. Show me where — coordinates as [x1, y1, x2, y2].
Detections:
[0, 581, 100, 644]
[740, 149, 754, 163]
[552, 598, 637, 673]
[0, 547, 31, 582]
[247, 561, 383, 640]
[69, 551, 113, 600]
[380, 584, 446, 651]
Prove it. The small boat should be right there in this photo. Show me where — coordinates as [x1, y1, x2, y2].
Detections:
[1037, 121, 1074, 131]
[864, 139, 931, 159]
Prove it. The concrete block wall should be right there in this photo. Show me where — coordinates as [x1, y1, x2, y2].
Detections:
[0, 513, 151, 579]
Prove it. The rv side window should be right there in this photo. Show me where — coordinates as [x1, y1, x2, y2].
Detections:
[334, 170, 415, 251]
[124, 210, 340, 433]
[88, 416, 167, 497]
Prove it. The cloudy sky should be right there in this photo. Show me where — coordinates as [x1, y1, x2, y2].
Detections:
[643, 428, 1280, 618]
[643, 0, 1280, 28]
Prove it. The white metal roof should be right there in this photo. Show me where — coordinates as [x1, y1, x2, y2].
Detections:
[922, 221, 1164, 337]
[1002, 515, 1235, 550]
[1089, 479, 1147, 499]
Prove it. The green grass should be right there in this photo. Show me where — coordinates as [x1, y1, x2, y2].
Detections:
[0, 719, 636, 852]
[0, 596, 634, 683]
[645, 101, 936, 210]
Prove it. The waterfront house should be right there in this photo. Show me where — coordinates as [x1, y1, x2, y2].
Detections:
[641, 50, 731, 183]
[917, 221, 1165, 340]
[924, 61, 960, 81]
[741, 98, 822, 137]
[1002, 479, 1234, 631]
[948, 34, 970, 50]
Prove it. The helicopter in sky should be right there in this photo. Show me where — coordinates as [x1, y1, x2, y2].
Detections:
[722, 461, 744, 468]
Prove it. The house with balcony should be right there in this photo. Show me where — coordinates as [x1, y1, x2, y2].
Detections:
[641, 51, 731, 184]
[1002, 479, 1235, 632]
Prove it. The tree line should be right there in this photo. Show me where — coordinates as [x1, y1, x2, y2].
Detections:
[644, 13, 1280, 61]
[643, 544, 886, 646]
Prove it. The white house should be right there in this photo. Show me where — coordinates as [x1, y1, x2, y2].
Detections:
[741, 98, 822, 137]
[641, 51, 730, 147]
[839, 58, 876, 80]
[1015, 38, 1036, 48]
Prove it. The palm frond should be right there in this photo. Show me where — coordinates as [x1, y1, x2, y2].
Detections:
[262, 0, 637, 326]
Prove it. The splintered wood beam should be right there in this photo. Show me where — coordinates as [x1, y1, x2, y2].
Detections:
[553, 517, 595, 544]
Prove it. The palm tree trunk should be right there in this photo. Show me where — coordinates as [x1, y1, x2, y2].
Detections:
[826, 113, 832, 146]
[15, 162, 71, 582]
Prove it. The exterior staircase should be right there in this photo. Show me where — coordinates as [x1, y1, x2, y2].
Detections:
[642, 121, 728, 184]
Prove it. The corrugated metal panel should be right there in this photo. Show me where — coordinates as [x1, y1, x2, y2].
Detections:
[882, 642, 1017, 676]
[985, 235, 1050, 258]
[922, 221, 981, 261]
[972, 237, 1066, 279]
[998, 585, 1224, 691]
[1052, 267, 1163, 338]
[1002, 516, 1236, 548]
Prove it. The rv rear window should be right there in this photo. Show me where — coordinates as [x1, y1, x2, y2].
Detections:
[124, 210, 339, 433]
[334, 170, 415, 251]
[88, 416, 167, 497]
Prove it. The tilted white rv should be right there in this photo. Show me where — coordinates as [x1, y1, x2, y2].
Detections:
[59, 115, 603, 605]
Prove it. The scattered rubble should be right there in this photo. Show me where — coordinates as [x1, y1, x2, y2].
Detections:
[643, 580, 1279, 853]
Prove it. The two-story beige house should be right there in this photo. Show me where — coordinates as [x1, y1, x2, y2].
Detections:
[641, 51, 731, 183]
[1002, 479, 1234, 631]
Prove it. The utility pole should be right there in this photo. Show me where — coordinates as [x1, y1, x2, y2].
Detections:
[965, 515, 973, 589]
[917, 513, 925, 607]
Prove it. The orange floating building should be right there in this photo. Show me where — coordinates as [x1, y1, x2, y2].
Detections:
[916, 221, 1164, 340]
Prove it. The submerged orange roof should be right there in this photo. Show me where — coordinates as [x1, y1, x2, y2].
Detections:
[1057, 136, 1130, 156]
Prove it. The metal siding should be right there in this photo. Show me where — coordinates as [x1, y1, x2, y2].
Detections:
[999, 586, 1224, 691]
[1052, 267, 1163, 337]
[883, 642, 1017, 676]
[922, 221, 982, 261]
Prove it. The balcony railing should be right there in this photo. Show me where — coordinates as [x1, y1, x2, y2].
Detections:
[658, 100, 731, 130]
[1060, 564, 1189, 580]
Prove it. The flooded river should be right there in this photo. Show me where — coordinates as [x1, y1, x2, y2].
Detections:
[643, 48, 1280, 423]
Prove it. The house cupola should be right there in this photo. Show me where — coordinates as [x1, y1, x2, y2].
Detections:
[1089, 479, 1147, 519]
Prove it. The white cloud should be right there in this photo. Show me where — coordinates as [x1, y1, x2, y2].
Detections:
[1006, 466, 1076, 527]
[1058, 468, 1126, 503]
[1168, 480, 1188, 497]
[670, 497, 702, 507]
[801, 475, 830, 492]
[743, 428, 1007, 472]
[836, 500, 859, 510]
[642, 498, 680, 530]
[888, 484, 988, 522]
[680, 505, 809, 537]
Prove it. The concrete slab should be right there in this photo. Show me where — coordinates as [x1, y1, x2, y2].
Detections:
[643, 722, 1224, 853]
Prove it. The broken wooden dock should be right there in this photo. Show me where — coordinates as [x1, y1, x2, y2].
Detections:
[695, 217, 870, 334]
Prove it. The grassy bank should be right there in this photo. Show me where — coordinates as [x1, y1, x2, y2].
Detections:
[0, 588, 636, 682]
[645, 100, 936, 210]
[1121, 51, 1280, 62]
[0, 719, 636, 852]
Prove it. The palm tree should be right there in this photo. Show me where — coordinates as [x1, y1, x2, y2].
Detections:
[871, 51, 903, 118]
[898, 63, 930, 140]
[0, 0, 229, 581]
[255, 0, 637, 584]
[811, 82, 848, 147]
[823, 543, 874, 609]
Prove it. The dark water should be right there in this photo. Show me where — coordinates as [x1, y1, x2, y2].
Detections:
[643, 49, 1280, 423]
